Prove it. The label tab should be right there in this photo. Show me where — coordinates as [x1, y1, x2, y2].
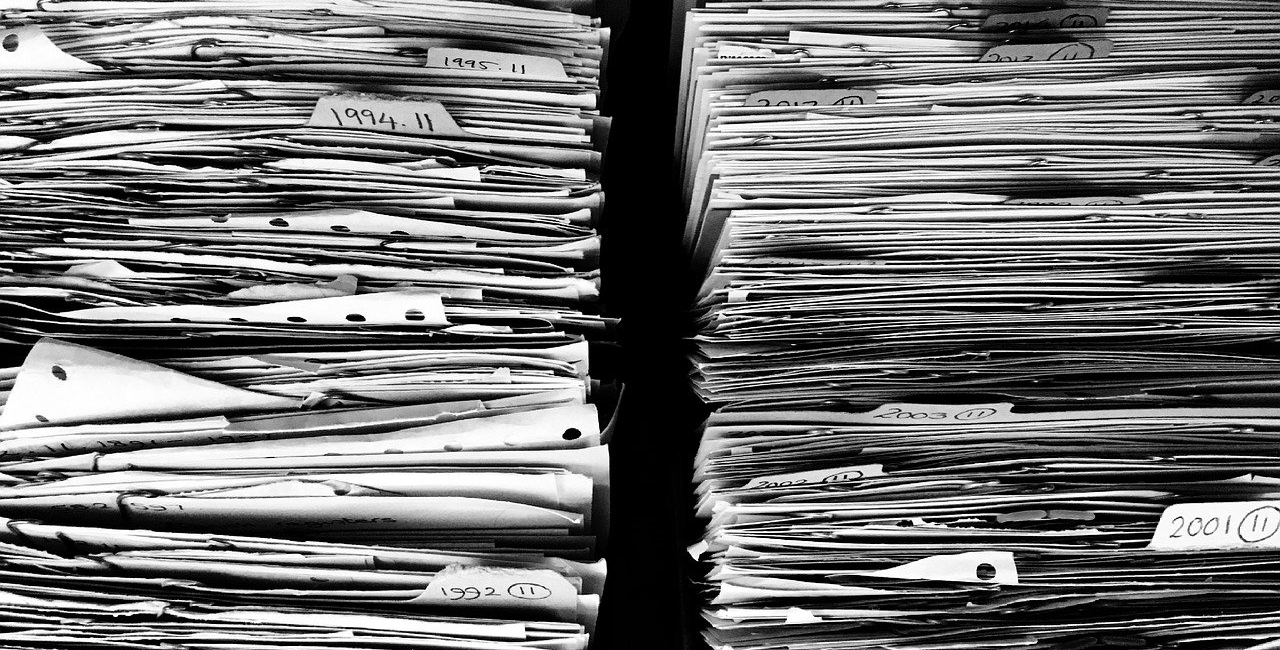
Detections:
[1006, 196, 1141, 206]
[744, 88, 876, 107]
[411, 565, 578, 613]
[718, 44, 777, 59]
[427, 47, 567, 79]
[308, 94, 467, 138]
[1258, 154, 1280, 166]
[981, 40, 1113, 63]
[744, 464, 884, 490]
[864, 403, 1013, 425]
[982, 8, 1110, 31]
[1150, 502, 1280, 550]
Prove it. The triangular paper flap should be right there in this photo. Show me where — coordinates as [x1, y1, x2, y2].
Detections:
[0, 25, 101, 72]
[0, 339, 299, 431]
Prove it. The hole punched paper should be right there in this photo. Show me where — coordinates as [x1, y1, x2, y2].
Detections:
[676, 1, 1280, 649]
[0, 1, 615, 648]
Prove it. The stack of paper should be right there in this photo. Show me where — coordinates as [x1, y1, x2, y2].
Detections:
[679, 1, 1280, 648]
[0, 0, 612, 646]
[0, 0, 609, 354]
[0, 515, 604, 648]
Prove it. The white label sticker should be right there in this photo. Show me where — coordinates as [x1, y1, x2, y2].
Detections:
[864, 403, 1013, 424]
[867, 551, 1019, 585]
[427, 47, 567, 79]
[982, 8, 1109, 31]
[717, 44, 777, 59]
[308, 94, 467, 138]
[0, 25, 100, 71]
[1244, 90, 1280, 105]
[1150, 502, 1280, 550]
[744, 464, 884, 490]
[981, 40, 1113, 63]
[744, 88, 876, 108]
[1006, 196, 1140, 206]
[411, 565, 578, 613]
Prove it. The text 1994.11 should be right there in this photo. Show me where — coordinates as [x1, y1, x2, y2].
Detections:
[329, 108, 440, 132]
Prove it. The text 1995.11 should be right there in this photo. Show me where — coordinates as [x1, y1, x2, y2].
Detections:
[440, 56, 526, 75]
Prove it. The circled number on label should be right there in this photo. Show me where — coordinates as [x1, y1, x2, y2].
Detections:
[1238, 506, 1280, 543]
[955, 408, 997, 421]
[507, 583, 553, 600]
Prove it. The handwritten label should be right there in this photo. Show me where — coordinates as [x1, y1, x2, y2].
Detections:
[1007, 196, 1140, 206]
[0, 25, 100, 71]
[868, 552, 1019, 585]
[1150, 502, 1280, 550]
[744, 464, 884, 490]
[427, 47, 567, 79]
[865, 403, 1013, 424]
[981, 40, 1113, 63]
[982, 8, 1109, 31]
[717, 44, 777, 59]
[308, 94, 467, 137]
[411, 565, 577, 612]
[1245, 90, 1280, 105]
[1258, 154, 1280, 166]
[744, 88, 876, 107]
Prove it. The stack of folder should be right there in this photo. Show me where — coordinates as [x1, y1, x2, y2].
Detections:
[0, 0, 612, 646]
[678, 2, 1280, 649]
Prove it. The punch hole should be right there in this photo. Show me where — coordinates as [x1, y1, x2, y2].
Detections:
[3, 34, 18, 53]
[404, 309, 425, 321]
[976, 563, 997, 581]
[211, 215, 229, 223]
[269, 218, 289, 227]
[34, 415, 48, 423]
[50, 365, 66, 380]
[563, 428, 582, 441]
[330, 225, 351, 232]
[345, 313, 366, 322]
[286, 316, 307, 323]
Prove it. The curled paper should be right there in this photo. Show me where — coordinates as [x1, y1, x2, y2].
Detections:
[0, 339, 298, 430]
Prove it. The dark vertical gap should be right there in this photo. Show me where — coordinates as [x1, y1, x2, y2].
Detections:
[596, 0, 700, 646]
